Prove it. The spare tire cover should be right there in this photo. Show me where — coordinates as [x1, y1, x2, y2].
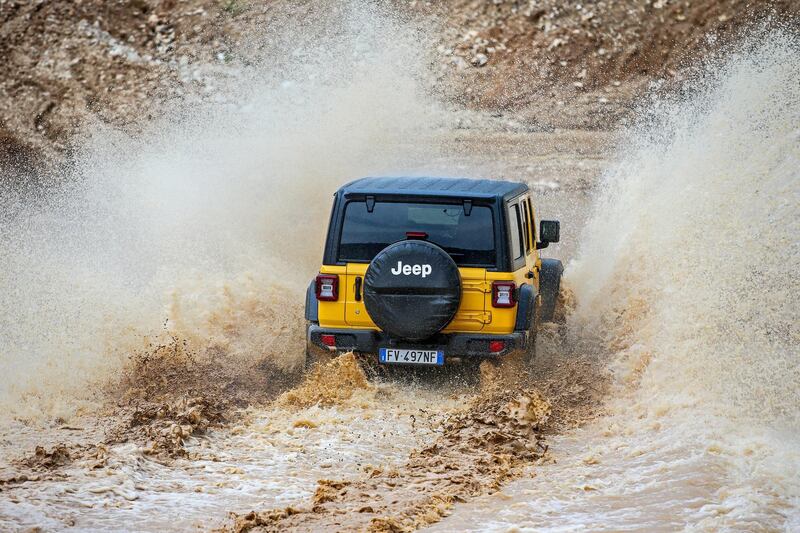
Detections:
[364, 240, 461, 341]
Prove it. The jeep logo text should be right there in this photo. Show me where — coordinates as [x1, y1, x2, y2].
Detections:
[391, 261, 432, 278]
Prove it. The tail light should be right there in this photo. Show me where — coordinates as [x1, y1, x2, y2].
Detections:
[320, 334, 336, 347]
[315, 274, 339, 301]
[489, 340, 505, 353]
[491, 281, 516, 308]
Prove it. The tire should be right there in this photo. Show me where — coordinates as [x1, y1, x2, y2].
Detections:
[363, 240, 462, 341]
[539, 259, 563, 323]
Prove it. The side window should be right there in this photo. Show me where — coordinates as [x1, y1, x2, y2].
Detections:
[527, 200, 537, 245]
[521, 198, 531, 253]
[508, 204, 524, 260]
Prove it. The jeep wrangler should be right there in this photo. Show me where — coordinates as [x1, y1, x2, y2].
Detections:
[305, 177, 562, 369]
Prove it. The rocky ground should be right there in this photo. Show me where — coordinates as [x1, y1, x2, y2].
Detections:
[1, 0, 797, 171]
[429, 0, 800, 119]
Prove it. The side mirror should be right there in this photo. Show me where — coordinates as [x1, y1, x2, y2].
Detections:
[537, 220, 560, 249]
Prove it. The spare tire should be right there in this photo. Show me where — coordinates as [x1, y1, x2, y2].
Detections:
[364, 240, 461, 341]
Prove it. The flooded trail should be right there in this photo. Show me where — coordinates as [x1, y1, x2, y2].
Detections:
[0, 334, 598, 533]
[1, 356, 468, 531]
[428, 415, 799, 532]
[0, 73, 609, 530]
[0, 336, 592, 533]
[1, 7, 797, 531]
[230, 360, 552, 533]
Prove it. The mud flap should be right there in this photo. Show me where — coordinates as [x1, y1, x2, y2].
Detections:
[514, 283, 538, 366]
[539, 258, 563, 323]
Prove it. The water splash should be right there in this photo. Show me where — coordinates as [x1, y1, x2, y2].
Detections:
[562, 28, 800, 529]
[569, 30, 800, 428]
[0, 3, 446, 421]
[427, 28, 800, 533]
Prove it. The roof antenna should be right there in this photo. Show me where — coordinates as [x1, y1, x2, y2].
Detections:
[366, 195, 375, 213]
[463, 199, 473, 216]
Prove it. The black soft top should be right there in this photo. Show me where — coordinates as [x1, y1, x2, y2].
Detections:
[339, 176, 528, 201]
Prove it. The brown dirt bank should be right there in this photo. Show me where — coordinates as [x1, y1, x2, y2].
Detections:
[3, 0, 794, 168]
[427, 0, 799, 128]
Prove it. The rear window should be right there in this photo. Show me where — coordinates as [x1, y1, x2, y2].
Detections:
[338, 201, 496, 266]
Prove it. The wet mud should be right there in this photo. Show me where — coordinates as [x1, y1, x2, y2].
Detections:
[226, 339, 603, 532]
[1, 331, 301, 489]
[107, 336, 290, 458]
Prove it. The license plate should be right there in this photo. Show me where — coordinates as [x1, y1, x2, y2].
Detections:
[379, 348, 444, 366]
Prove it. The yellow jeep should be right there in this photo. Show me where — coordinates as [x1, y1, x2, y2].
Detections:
[305, 177, 562, 369]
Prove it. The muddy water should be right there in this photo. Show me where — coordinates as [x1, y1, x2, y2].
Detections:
[0, 367, 467, 531]
[429, 415, 800, 532]
[0, 126, 602, 531]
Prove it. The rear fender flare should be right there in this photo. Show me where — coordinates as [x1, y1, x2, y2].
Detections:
[305, 280, 318, 322]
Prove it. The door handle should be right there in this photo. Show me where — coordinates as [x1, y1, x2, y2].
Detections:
[354, 276, 362, 301]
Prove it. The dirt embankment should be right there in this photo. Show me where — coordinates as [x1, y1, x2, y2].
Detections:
[0, 0, 234, 165]
[2, 0, 795, 168]
[428, 0, 800, 128]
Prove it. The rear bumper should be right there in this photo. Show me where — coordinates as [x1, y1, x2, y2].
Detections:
[307, 324, 528, 362]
